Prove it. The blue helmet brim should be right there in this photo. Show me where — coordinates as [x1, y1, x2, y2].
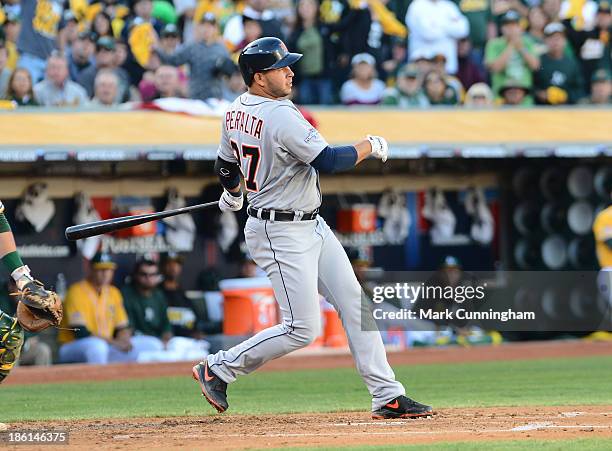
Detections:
[267, 52, 303, 71]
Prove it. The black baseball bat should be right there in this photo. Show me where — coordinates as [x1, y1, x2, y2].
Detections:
[65, 201, 219, 241]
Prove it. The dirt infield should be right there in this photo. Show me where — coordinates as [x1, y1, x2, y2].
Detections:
[7, 406, 612, 450]
[5, 340, 612, 449]
[6, 339, 612, 386]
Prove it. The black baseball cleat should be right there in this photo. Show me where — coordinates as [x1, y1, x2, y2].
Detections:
[372, 395, 434, 419]
[192, 362, 228, 413]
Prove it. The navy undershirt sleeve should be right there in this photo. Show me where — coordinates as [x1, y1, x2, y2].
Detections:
[310, 145, 358, 173]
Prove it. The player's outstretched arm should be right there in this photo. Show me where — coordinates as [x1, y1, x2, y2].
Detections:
[0, 204, 33, 289]
[311, 135, 388, 174]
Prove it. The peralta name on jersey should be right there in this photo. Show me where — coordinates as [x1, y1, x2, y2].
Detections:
[225, 110, 264, 139]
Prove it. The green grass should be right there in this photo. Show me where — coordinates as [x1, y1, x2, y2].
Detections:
[2, 355, 612, 422]
[261, 438, 612, 451]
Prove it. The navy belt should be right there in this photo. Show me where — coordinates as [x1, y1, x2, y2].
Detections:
[247, 206, 319, 222]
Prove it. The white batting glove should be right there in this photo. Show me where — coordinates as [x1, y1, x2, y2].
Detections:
[11, 265, 34, 290]
[367, 135, 388, 163]
[219, 189, 244, 212]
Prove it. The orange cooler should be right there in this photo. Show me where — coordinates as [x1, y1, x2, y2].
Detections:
[220, 278, 278, 335]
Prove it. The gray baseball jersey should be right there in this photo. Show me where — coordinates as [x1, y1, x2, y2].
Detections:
[217, 92, 328, 212]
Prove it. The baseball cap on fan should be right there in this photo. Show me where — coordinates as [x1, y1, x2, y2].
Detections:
[592, 69, 612, 83]
[96, 36, 116, 51]
[351, 53, 376, 67]
[501, 10, 521, 24]
[543, 22, 565, 36]
[162, 251, 185, 264]
[200, 12, 217, 24]
[397, 63, 419, 79]
[91, 252, 117, 270]
[161, 23, 180, 38]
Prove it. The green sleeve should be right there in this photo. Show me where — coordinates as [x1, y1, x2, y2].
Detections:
[0, 212, 11, 233]
[484, 39, 502, 65]
[159, 292, 172, 334]
[120, 286, 136, 329]
[568, 64, 585, 104]
[382, 95, 399, 106]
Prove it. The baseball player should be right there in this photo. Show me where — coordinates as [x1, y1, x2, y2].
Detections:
[593, 201, 612, 306]
[0, 200, 62, 383]
[192, 37, 432, 419]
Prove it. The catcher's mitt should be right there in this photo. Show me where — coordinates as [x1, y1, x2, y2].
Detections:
[12, 280, 63, 332]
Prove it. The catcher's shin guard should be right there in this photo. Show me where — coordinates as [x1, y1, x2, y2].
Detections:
[0, 310, 25, 383]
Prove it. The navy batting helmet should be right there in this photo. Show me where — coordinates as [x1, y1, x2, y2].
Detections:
[238, 37, 302, 86]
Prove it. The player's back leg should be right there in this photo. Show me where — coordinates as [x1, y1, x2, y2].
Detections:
[204, 218, 323, 386]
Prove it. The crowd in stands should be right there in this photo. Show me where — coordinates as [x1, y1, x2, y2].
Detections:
[0, 0, 611, 108]
[0, 251, 232, 366]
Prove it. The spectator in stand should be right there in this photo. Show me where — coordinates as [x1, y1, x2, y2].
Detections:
[233, 15, 264, 52]
[381, 38, 409, 81]
[115, 40, 129, 69]
[332, 0, 407, 77]
[122, 0, 163, 86]
[431, 52, 465, 99]
[161, 252, 212, 338]
[58, 253, 140, 364]
[91, 69, 120, 106]
[423, 69, 460, 105]
[580, 68, 611, 104]
[155, 13, 229, 100]
[67, 32, 95, 82]
[405, 0, 470, 75]
[456, 0, 493, 60]
[288, 0, 333, 105]
[77, 37, 131, 102]
[534, 22, 584, 105]
[155, 65, 183, 98]
[340, 52, 386, 105]
[1, 12, 20, 71]
[5, 67, 38, 105]
[0, 279, 51, 366]
[457, 37, 487, 90]
[410, 48, 434, 76]
[542, 0, 561, 20]
[563, 2, 611, 94]
[57, 10, 80, 54]
[464, 82, 494, 107]
[17, 0, 64, 83]
[223, 0, 284, 51]
[382, 62, 430, 107]
[485, 10, 539, 104]
[499, 77, 530, 105]
[216, 58, 246, 101]
[159, 23, 181, 55]
[121, 257, 173, 346]
[0, 40, 10, 98]
[17, 0, 65, 83]
[527, 6, 550, 56]
[92, 11, 114, 38]
[491, 0, 529, 29]
[34, 53, 89, 106]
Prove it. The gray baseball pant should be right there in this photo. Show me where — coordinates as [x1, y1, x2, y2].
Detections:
[207, 215, 405, 410]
